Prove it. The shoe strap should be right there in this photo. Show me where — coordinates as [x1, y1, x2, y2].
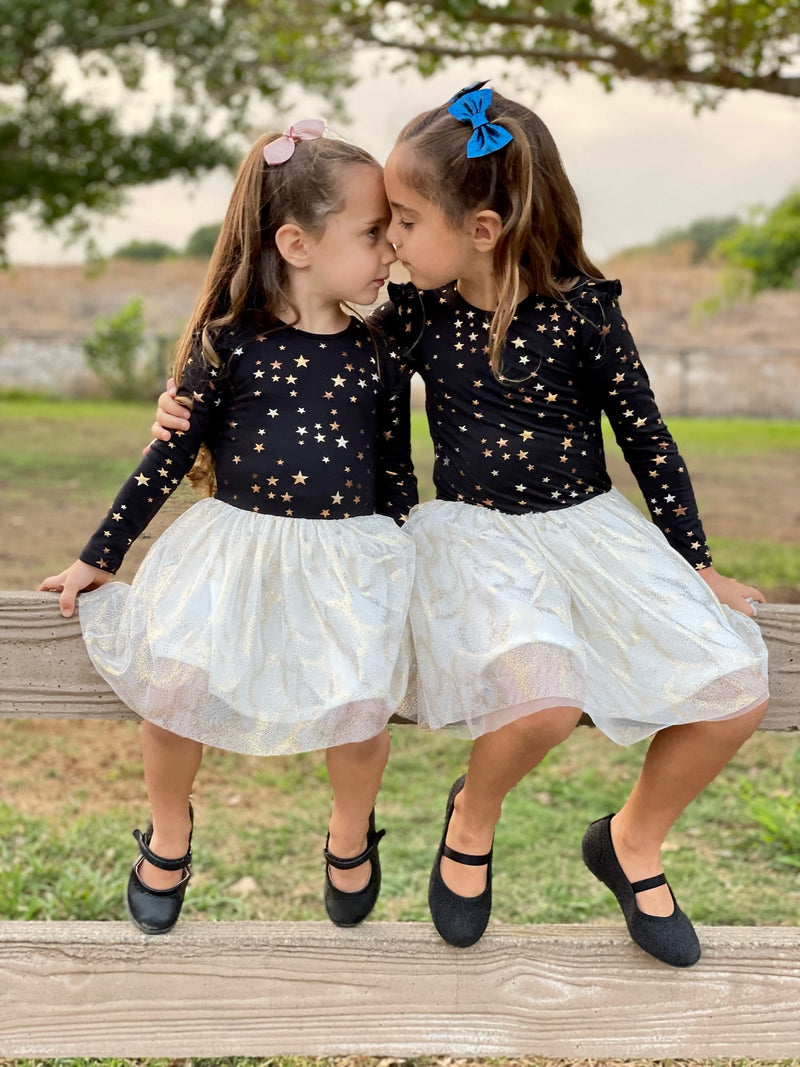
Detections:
[631, 872, 667, 893]
[324, 827, 385, 870]
[133, 828, 192, 872]
[442, 842, 492, 866]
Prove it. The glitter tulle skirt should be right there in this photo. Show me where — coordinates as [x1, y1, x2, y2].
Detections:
[404, 489, 768, 744]
[79, 498, 415, 755]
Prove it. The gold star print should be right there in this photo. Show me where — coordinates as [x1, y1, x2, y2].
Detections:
[673, 504, 688, 516]
[135, 474, 149, 486]
[332, 375, 345, 387]
[254, 443, 264, 452]
[296, 355, 310, 367]
[112, 512, 122, 522]
[331, 492, 343, 504]
[545, 392, 558, 403]
[292, 472, 308, 484]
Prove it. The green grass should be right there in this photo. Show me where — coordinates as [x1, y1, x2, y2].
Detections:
[658, 416, 800, 454]
[1, 724, 798, 928]
[709, 538, 800, 589]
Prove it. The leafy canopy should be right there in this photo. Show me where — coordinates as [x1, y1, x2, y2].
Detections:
[2, 0, 798, 261]
[0, 0, 355, 258]
[329, 0, 800, 103]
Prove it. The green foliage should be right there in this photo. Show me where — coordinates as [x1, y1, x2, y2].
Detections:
[0, 0, 357, 261]
[185, 222, 222, 258]
[113, 239, 176, 261]
[3, 1, 800, 265]
[743, 745, 800, 870]
[82, 296, 160, 400]
[718, 190, 800, 292]
[330, 0, 800, 108]
[699, 190, 800, 313]
[657, 215, 741, 262]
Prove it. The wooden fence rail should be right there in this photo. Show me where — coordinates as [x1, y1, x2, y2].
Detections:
[0, 592, 798, 1059]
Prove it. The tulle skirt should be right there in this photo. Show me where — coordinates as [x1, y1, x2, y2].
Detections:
[79, 498, 415, 755]
[403, 488, 768, 744]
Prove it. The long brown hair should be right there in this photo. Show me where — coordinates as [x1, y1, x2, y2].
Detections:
[173, 132, 380, 492]
[394, 90, 603, 377]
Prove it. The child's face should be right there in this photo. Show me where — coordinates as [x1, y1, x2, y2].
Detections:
[307, 164, 397, 306]
[384, 144, 476, 291]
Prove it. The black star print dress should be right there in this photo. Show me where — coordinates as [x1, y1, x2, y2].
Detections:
[374, 279, 768, 744]
[76, 315, 417, 755]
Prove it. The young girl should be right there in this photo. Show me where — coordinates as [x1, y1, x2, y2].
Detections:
[39, 123, 417, 935]
[152, 87, 770, 967]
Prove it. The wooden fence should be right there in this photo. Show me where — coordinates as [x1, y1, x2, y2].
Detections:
[0, 591, 798, 1059]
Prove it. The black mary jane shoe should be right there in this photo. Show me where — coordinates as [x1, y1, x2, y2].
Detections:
[581, 813, 701, 968]
[126, 805, 193, 935]
[428, 775, 493, 948]
[323, 809, 386, 927]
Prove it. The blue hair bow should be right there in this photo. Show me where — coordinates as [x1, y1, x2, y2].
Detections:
[447, 87, 513, 159]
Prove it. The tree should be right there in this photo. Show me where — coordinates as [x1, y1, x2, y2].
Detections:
[114, 239, 176, 261]
[0, 0, 354, 260]
[185, 223, 222, 259]
[4, 1, 798, 263]
[716, 190, 800, 294]
[331, 0, 800, 104]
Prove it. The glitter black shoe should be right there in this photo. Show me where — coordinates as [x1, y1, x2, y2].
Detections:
[581, 813, 701, 968]
[126, 805, 193, 935]
[428, 775, 493, 948]
[323, 809, 386, 927]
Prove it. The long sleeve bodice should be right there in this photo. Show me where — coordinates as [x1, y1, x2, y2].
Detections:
[372, 279, 711, 570]
[80, 316, 417, 573]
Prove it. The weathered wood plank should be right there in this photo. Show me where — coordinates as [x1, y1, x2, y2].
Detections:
[0, 921, 798, 1058]
[1, 592, 797, 728]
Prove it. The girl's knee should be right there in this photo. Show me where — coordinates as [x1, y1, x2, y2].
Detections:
[511, 704, 581, 750]
[741, 699, 768, 734]
[712, 700, 768, 743]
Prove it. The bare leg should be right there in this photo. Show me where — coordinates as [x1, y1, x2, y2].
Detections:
[325, 727, 391, 892]
[611, 701, 768, 915]
[442, 703, 583, 897]
[138, 721, 203, 890]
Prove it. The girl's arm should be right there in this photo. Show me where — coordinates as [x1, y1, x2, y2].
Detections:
[39, 560, 115, 618]
[375, 380, 418, 524]
[39, 347, 228, 616]
[581, 289, 763, 616]
[698, 567, 765, 616]
[149, 378, 187, 445]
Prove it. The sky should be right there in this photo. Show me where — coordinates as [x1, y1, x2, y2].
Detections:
[7, 58, 799, 265]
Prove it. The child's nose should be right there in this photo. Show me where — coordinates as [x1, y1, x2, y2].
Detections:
[382, 239, 397, 264]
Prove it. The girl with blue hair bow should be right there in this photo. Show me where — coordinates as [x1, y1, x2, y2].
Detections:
[376, 83, 768, 967]
[151, 85, 769, 967]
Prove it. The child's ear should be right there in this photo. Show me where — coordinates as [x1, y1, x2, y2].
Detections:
[470, 209, 503, 253]
[275, 223, 312, 267]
